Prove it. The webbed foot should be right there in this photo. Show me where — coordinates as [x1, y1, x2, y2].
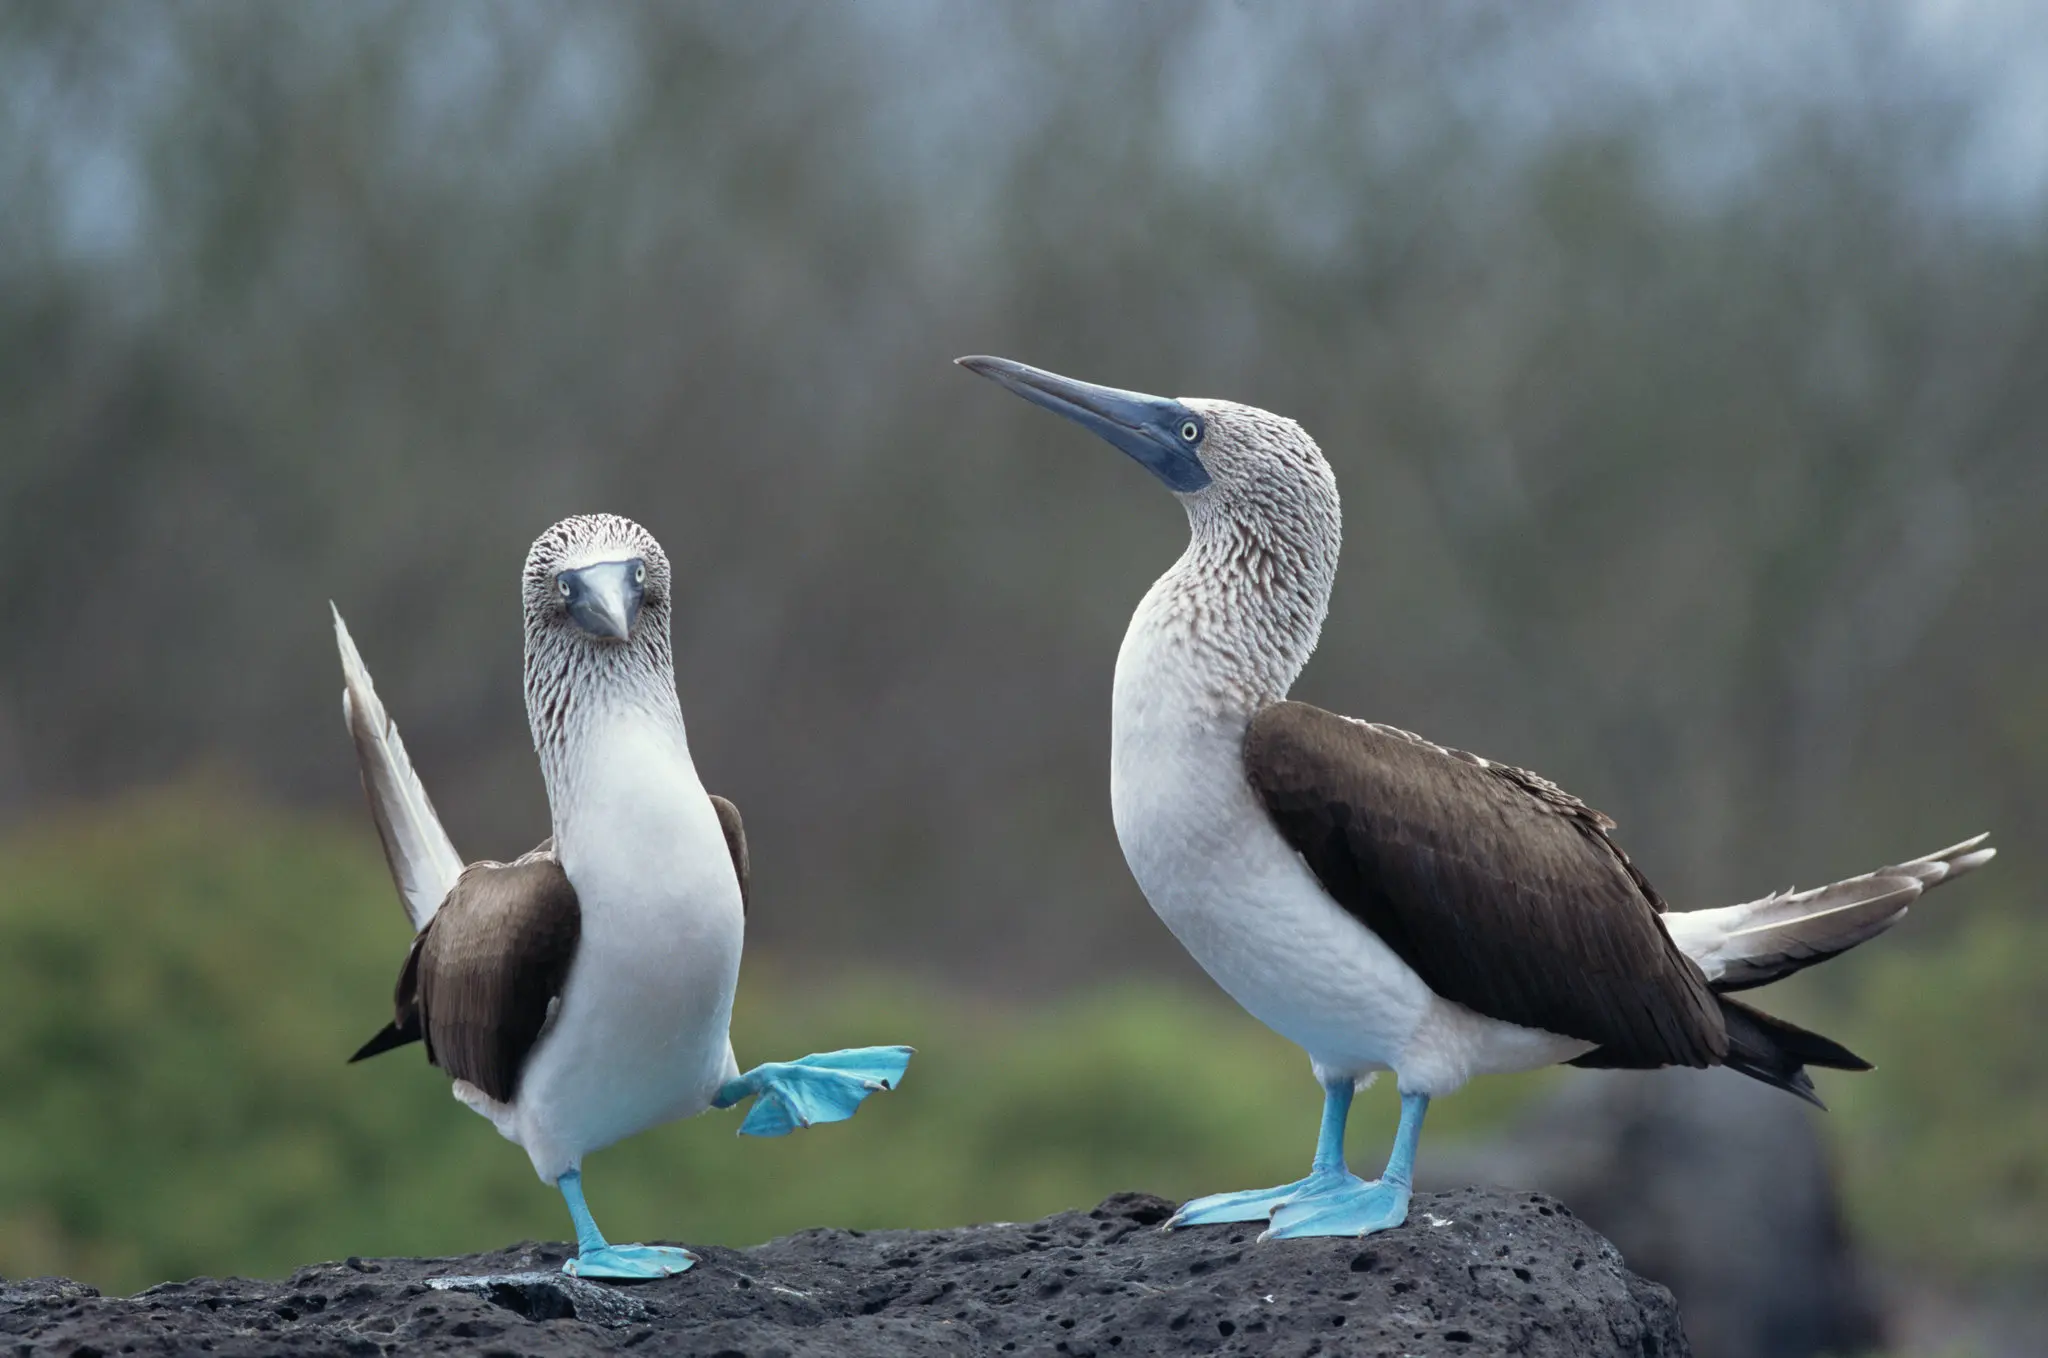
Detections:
[1169, 1085, 1427, 1240]
[1164, 1169, 1352, 1229]
[1262, 1174, 1410, 1239]
[563, 1243, 697, 1280]
[713, 1045, 914, 1137]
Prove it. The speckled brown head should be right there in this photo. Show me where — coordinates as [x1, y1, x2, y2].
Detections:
[956, 357, 1341, 704]
[521, 513, 681, 757]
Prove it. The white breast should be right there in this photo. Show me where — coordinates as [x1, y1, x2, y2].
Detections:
[502, 710, 746, 1180]
[1109, 597, 1591, 1095]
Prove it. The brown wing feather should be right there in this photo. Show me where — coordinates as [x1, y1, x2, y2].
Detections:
[710, 794, 749, 914]
[348, 933, 425, 1062]
[406, 855, 581, 1103]
[1243, 701, 1724, 1069]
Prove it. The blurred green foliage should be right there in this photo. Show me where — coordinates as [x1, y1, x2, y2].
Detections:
[0, 790, 1551, 1295]
[1824, 910, 2048, 1277]
[2, 790, 2038, 1299]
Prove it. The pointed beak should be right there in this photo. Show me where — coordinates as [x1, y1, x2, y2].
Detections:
[560, 560, 645, 640]
[955, 355, 1213, 493]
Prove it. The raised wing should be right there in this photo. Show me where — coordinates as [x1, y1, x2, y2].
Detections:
[1243, 701, 1724, 1069]
[332, 605, 466, 930]
[710, 793, 749, 914]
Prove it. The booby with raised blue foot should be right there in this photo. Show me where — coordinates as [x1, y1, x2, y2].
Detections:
[958, 355, 1993, 1241]
[336, 513, 911, 1279]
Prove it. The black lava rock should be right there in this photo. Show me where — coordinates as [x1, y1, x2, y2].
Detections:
[1420, 1068, 1880, 1358]
[0, 1188, 1687, 1356]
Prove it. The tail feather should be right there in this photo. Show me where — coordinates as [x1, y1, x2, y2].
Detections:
[1717, 996, 1870, 1108]
[1665, 833, 1994, 992]
[333, 605, 465, 930]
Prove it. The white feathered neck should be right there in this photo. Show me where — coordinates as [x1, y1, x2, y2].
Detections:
[1118, 398, 1343, 721]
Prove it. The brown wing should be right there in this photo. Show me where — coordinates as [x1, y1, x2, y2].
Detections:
[710, 793, 749, 914]
[1244, 701, 1724, 1069]
[348, 933, 426, 1062]
[381, 854, 581, 1103]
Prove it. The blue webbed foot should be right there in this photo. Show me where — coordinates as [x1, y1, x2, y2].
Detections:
[1170, 1085, 1428, 1241]
[1262, 1174, 1410, 1240]
[563, 1243, 697, 1280]
[1164, 1169, 1352, 1229]
[712, 1045, 914, 1137]
[555, 1169, 696, 1283]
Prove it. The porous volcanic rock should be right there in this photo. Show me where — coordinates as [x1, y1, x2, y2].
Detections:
[1419, 1068, 1879, 1358]
[0, 1188, 1687, 1356]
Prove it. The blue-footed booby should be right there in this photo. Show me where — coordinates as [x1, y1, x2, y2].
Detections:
[336, 513, 912, 1279]
[958, 355, 1994, 1241]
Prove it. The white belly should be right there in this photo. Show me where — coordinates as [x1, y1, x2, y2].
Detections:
[1112, 719, 1420, 1065]
[479, 713, 746, 1181]
[1111, 646, 1589, 1096]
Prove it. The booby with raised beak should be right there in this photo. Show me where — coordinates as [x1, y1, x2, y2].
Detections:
[336, 513, 911, 1278]
[958, 355, 1992, 1241]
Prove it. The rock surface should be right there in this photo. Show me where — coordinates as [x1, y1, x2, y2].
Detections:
[1, 1188, 1687, 1357]
[1418, 1068, 1880, 1358]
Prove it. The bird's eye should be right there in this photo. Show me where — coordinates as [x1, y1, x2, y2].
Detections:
[1180, 420, 1200, 443]
[633, 562, 646, 586]
[558, 576, 573, 599]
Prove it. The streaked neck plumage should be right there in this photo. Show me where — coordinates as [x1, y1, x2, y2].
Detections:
[1114, 424, 1342, 734]
[524, 616, 693, 845]
[1108, 407, 1345, 967]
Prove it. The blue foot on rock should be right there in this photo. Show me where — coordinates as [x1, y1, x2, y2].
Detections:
[1168, 1083, 1429, 1241]
[563, 1243, 698, 1280]
[555, 1169, 697, 1283]
[712, 1045, 914, 1137]
[1262, 1174, 1410, 1240]
[1165, 1169, 1353, 1229]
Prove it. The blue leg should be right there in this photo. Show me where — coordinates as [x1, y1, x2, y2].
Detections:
[711, 1044, 913, 1137]
[1166, 1077, 1361, 1229]
[1264, 1091, 1428, 1240]
[556, 1168, 697, 1280]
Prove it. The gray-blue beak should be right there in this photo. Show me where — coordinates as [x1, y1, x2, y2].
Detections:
[956, 355, 1213, 493]
[559, 559, 645, 640]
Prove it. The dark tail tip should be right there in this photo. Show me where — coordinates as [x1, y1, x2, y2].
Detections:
[1718, 996, 1869, 1109]
[349, 1020, 419, 1064]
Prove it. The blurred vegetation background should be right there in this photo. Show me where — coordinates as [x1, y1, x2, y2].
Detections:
[0, 1, 2043, 1350]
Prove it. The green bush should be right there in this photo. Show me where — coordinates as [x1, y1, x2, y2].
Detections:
[1823, 909, 2048, 1277]
[0, 790, 1546, 1294]
[7, 789, 2031, 1297]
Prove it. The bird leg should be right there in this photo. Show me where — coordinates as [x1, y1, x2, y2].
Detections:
[556, 1168, 698, 1280]
[712, 1045, 914, 1137]
[1164, 1076, 1361, 1228]
[1165, 1081, 1429, 1240]
[1264, 1091, 1428, 1240]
